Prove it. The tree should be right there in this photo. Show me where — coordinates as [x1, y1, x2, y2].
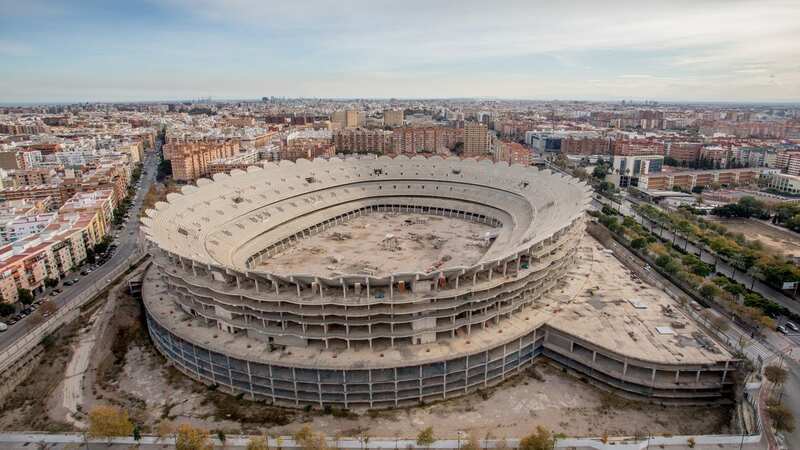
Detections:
[176, 423, 212, 450]
[39, 301, 57, 316]
[764, 365, 788, 387]
[631, 237, 647, 251]
[156, 420, 175, 442]
[461, 433, 481, 450]
[247, 437, 269, 450]
[87, 405, 134, 443]
[767, 401, 796, 432]
[133, 424, 142, 442]
[294, 425, 328, 450]
[699, 283, 721, 301]
[217, 430, 227, 446]
[44, 278, 58, 288]
[0, 303, 15, 317]
[416, 426, 435, 450]
[17, 288, 34, 305]
[709, 315, 730, 333]
[518, 426, 555, 450]
[592, 164, 609, 180]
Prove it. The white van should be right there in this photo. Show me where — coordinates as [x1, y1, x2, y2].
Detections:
[0, 322, 8, 332]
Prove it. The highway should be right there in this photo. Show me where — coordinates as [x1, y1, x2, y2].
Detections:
[0, 151, 158, 353]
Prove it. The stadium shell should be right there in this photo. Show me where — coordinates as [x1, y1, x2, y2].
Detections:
[141, 155, 737, 409]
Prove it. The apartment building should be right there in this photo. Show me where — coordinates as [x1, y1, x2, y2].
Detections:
[665, 142, 703, 163]
[164, 139, 240, 181]
[638, 168, 760, 191]
[495, 141, 532, 165]
[333, 128, 390, 154]
[612, 140, 665, 156]
[776, 151, 800, 176]
[390, 126, 463, 156]
[383, 109, 404, 128]
[762, 172, 800, 196]
[463, 123, 489, 157]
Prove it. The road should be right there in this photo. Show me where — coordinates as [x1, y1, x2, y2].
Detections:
[0, 150, 158, 352]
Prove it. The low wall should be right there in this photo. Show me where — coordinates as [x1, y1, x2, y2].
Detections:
[0, 433, 763, 449]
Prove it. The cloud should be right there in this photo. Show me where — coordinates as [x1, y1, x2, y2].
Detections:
[0, 40, 33, 56]
[2, 0, 800, 101]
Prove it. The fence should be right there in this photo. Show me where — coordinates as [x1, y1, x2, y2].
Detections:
[0, 250, 146, 375]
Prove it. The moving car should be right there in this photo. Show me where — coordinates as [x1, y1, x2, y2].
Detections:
[0, 322, 7, 332]
[778, 325, 788, 334]
[786, 322, 799, 332]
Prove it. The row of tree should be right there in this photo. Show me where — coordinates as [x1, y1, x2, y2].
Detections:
[86, 405, 558, 450]
[636, 203, 800, 292]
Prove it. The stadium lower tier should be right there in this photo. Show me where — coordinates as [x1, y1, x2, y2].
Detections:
[144, 297, 737, 409]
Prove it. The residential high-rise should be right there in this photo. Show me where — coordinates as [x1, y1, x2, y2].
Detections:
[463, 123, 489, 157]
[345, 110, 361, 128]
[383, 109, 404, 128]
[331, 111, 347, 128]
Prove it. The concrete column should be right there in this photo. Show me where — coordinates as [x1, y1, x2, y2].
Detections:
[675, 370, 680, 383]
[443, 360, 448, 399]
[292, 367, 299, 406]
[622, 359, 628, 376]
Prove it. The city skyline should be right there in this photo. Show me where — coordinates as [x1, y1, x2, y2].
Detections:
[1, 0, 799, 103]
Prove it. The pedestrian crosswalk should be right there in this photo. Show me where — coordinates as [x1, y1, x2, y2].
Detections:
[743, 340, 775, 364]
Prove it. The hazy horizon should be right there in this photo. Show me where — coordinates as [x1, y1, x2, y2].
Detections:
[1, 0, 799, 103]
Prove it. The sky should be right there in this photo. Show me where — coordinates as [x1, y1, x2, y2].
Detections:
[1, 0, 799, 103]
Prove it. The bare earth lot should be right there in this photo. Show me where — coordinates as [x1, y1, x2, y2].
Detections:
[707, 216, 800, 258]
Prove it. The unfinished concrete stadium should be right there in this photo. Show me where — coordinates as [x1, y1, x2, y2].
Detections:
[140, 155, 738, 409]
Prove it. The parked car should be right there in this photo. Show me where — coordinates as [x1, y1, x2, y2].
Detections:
[778, 325, 788, 334]
[786, 322, 799, 332]
[0, 322, 7, 332]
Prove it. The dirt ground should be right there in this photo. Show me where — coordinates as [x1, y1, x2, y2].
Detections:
[707, 217, 800, 258]
[0, 319, 80, 432]
[105, 344, 733, 438]
[259, 212, 493, 277]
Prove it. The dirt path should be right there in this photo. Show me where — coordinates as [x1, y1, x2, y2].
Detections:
[58, 301, 114, 427]
[49, 265, 148, 428]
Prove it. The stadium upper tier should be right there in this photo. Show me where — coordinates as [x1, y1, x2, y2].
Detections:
[141, 156, 592, 284]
